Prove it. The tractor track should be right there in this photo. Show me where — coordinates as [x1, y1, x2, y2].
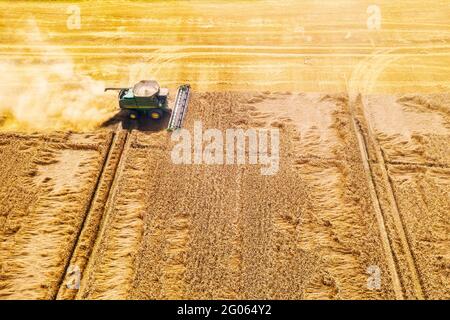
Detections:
[348, 110, 404, 300]
[52, 131, 115, 299]
[350, 97, 425, 300]
[74, 123, 135, 299]
[358, 105, 426, 300]
[56, 123, 133, 299]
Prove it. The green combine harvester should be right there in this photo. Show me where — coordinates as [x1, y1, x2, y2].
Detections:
[105, 80, 190, 130]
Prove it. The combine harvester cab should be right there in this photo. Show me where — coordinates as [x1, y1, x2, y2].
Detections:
[105, 80, 169, 120]
[105, 80, 190, 129]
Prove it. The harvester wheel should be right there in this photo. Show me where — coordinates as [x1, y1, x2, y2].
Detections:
[129, 111, 138, 120]
[150, 109, 163, 120]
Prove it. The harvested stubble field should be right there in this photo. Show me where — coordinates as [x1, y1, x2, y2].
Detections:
[1, 91, 448, 300]
[0, 0, 449, 300]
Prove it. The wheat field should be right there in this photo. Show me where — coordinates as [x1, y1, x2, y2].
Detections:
[0, 0, 448, 300]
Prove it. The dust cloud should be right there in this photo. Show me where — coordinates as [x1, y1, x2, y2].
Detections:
[0, 19, 114, 132]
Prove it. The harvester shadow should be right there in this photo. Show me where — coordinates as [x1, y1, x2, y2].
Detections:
[101, 110, 170, 132]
